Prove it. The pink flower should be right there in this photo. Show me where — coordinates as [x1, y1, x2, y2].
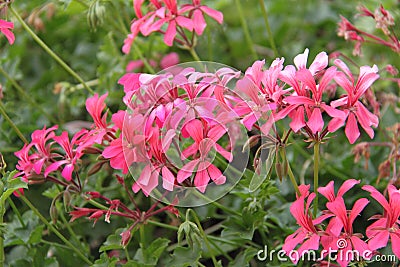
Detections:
[29, 125, 58, 174]
[82, 93, 113, 146]
[283, 185, 331, 264]
[177, 138, 226, 193]
[362, 184, 400, 258]
[328, 59, 379, 144]
[0, 19, 15, 45]
[283, 67, 345, 134]
[180, 0, 223, 35]
[322, 197, 370, 267]
[14, 125, 58, 186]
[318, 179, 360, 203]
[103, 111, 145, 174]
[45, 130, 88, 181]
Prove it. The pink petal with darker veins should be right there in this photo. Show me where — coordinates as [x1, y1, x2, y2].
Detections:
[307, 108, 324, 134]
[345, 112, 360, 144]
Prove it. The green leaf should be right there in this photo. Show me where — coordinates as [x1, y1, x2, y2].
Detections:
[229, 247, 258, 267]
[28, 225, 45, 244]
[249, 147, 276, 192]
[133, 238, 170, 266]
[221, 217, 255, 241]
[92, 252, 118, 267]
[167, 245, 202, 267]
[0, 170, 28, 204]
[99, 228, 124, 252]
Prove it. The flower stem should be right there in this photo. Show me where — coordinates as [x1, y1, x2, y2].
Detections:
[187, 209, 218, 266]
[20, 195, 93, 265]
[0, 66, 58, 124]
[139, 223, 146, 248]
[257, 0, 278, 57]
[0, 193, 5, 267]
[192, 189, 241, 216]
[7, 198, 26, 228]
[132, 44, 156, 74]
[313, 142, 320, 216]
[234, 0, 258, 60]
[286, 161, 301, 196]
[189, 47, 201, 61]
[10, 6, 95, 95]
[0, 101, 28, 143]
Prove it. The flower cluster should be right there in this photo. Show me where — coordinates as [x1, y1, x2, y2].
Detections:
[14, 93, 115, 192]
[123, 0, 223, 52]
[283, 180, 400, 267]
[15, 49, 381, 198]
[235, 49, 379, 144]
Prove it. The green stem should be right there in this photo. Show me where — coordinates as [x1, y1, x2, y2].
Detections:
[0, 66, 58, 124]
[0, 196, 4, 267]
[189, 47, 201, 61]
[187, 209, 218, 266]
[124, 247, 131, 261]
[147, 219, 178, 231]
[20, 196, 93, 265]
[7, 198, 26, 228]
[234, 0, 258, 60]
[10, 6, 95, 95]
[313, 142, 320, 217]
[139, 223, 146, 248]
[193, 190, 240, 216]
[59, 209, 84, 251]
[0, 101, 28, 143]
[257, 0, 278, 57]
[40, 239, 73, 250]
[133, 44, 156, 74]
[286, 162, 301, 196]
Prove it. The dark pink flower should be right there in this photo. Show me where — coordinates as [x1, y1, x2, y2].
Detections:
[0, 19, 15, 45]
[45, 130, 88, 181]
[322, 197, 370, 267]
[283, 185, 332, 264]
[363, 184, 400, 258]
[318, 179, 360, 203]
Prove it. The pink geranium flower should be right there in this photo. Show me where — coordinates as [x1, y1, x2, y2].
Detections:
[283, 185, 332, 264]
[0, 19, 15, 45]
[45, 130, 88, 181]
[322, 197, 370, 267]
[103, 110, 146, 174]
[328, 59, 380, 144]
[363, 184, 400, 258]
